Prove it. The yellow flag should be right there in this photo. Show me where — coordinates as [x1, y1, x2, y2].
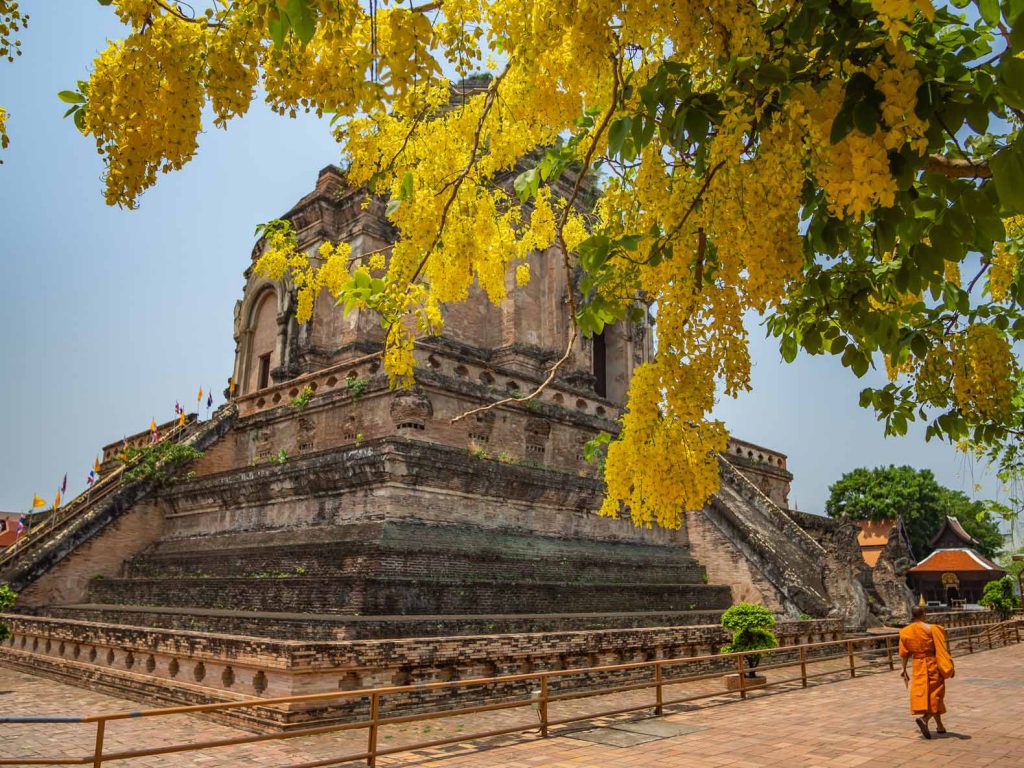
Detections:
[150, 418, 157, 432]
[197, 386, 203, 403]
[32, 494, 47, 508]
[54, 490, 61, 510]
[178, 410, 186, 427]
[228, 377, 236, 395]
[93, 456, 101, 473]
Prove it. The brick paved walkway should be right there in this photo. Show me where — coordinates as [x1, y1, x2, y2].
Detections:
[1, 644, 1022, 767]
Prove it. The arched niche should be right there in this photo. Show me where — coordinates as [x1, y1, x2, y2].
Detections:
[241, 287, 281, 395]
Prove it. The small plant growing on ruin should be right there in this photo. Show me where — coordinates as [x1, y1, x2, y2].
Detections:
[583, 432, 611, 472]
[0, 584, 17, 642]
[346, 375, 368, 400]
[979, 576, 1020, 620]
[355, 432, 364, 446]
[468, 441, 488, 460]
[290, 385, 314, 411]
[496, 450, 515, 464]
[270, 449, 289, 465]
[294, 566, 306, 576]
[119, 442, 203, 487]
[720, 603, 778, 678]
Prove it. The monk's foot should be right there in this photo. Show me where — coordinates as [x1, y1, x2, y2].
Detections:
[915, 718, 932, 739]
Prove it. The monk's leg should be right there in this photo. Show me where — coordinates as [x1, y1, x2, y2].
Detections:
[934, 714, 945, 733]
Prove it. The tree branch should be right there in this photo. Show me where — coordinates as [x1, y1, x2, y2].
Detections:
[924, 154, 991, 179]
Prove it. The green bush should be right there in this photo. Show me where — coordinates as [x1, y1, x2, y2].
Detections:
[979, 576, 1021, 620]
[720, 603, 779, 675]
[119, 441, 203, 487]
[0, 584, 17, 643]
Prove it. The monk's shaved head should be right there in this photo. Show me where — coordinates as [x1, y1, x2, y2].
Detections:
[912, 605, 927, 620]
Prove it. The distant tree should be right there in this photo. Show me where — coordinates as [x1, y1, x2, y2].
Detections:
[826, 465, 1003, 560]
[979, 576, 1020, 619]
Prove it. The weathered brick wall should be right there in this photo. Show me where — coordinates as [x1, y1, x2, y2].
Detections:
[86, 574, 732, 615]
[0, 614, 844, 731]
[17, 501, 164, 608]
[685, 507, 785, 612]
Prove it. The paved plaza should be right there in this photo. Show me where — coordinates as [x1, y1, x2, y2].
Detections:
[1, 643, 1022, 767]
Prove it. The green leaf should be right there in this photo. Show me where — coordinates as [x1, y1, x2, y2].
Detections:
[607, 117, 631, 157]
[57, 90, 86, 104]
[991, 141, 1024, 214]
[400, 171, 414, 201]
[997, 56, 1024, 110]
[268, 11, 289, 48]
[285, 0, 319, 45]
[513, 168, 539, 203]
[830, 105, 855, 144]
[980, 0, 1001, 25]
[780, 335, 798, 363]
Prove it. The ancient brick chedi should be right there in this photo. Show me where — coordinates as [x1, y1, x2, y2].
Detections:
[0, 165, 901, 729]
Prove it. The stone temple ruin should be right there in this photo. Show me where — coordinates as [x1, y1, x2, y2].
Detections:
[0, 160, 913, 730]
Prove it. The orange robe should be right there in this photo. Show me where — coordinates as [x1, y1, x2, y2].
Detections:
[898, 622, 954, 715]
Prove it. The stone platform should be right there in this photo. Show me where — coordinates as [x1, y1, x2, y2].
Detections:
[1, 637, 1019, 767]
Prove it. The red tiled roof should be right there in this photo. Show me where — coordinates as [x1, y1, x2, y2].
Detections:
[908, 548, 1006, 573]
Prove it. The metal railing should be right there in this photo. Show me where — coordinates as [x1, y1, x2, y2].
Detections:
[1, 617, 1019, 767]
[0, 420, 199, 571]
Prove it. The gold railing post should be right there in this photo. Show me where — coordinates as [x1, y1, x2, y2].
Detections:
[735, 654, 747, 700]
[539, 674, 549, 737]
[847, 642, 855, 678]
[885, 637, 894, 671]
[367, 692, 380, 768]
[93, 720, 105, 768]
[654, 663, 664, 716]
[799, 645, 808, 688]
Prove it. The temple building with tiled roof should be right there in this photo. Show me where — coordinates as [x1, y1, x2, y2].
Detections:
[908, 516, 1005, 605]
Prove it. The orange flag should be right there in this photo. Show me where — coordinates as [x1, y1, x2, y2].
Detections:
[150, 418, 157, 432]
[197, 386, 203, 403]
[32, 494, 47, 508]
[54, 490, 61, 510]
[93, 456, 101, 474]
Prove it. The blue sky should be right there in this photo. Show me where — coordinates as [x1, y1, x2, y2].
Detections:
[0, 2, 1005, 518]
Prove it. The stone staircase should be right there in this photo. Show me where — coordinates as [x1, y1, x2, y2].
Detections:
[0, 406, 236, 594]
[708, 454, 830, 617]
[34, 520, 730, 639]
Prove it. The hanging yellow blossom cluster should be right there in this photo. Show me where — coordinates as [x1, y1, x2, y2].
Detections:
[950, 325, 1017, 424]
[252, 221, 353, 324]
[0, 0, 27, 160]
[990, 216, 1024, 301]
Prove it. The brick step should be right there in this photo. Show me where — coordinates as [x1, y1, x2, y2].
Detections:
[137, 522, 701, 570]
[85, 575, 732, 616]
[123, 545, 706, 584]
[43, 604, 728, 640]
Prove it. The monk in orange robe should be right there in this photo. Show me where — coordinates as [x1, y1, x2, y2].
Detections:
[899, 605, 955, 739]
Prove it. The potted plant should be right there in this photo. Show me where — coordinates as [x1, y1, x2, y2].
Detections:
[720, 603, 778, 690]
